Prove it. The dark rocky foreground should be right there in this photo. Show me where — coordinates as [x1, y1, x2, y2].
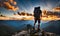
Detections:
[12, 29, 60, 36]
[12, 24, 60, 36]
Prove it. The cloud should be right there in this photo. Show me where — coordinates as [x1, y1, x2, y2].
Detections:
[53, 7, 60, 12]
[54, 7, 60, 10]
[0, 0, 19, 11]
[16, 12, 33, 16]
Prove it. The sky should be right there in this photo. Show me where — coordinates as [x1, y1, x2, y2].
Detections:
[0, 0, 60, 17]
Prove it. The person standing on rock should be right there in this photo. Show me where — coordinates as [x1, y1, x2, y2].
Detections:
[34, 6, 42, 31]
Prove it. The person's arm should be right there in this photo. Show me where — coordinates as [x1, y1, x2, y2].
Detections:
[40, 10, 42, 17]
[41, 11, 42, 17]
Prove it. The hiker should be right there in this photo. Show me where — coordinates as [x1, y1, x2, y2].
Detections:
[34, 6, 42, 31]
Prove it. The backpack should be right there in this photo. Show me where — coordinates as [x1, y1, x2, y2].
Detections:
[34, 9, 42, 18]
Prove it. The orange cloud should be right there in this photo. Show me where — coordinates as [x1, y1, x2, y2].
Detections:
[13, 1, 17, 5]
[53, 7, 60, 12]
[0, 0, 19, 11]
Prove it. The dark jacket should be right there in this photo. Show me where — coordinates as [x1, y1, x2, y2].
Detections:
[34, 7, 42, 18]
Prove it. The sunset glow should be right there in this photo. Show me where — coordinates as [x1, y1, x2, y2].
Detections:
[0, 0, 60, 21]
[0, 14, 60, 20]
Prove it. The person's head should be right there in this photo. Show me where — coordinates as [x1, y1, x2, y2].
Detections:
[34, 6, 40, 10]
[37, 6, 40, 9]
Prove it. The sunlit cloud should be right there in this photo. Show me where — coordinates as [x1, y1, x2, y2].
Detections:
[0, 0, 19, 11]
[53, 7, 60, 12]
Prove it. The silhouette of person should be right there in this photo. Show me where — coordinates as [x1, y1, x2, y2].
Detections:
[34, 6, 42, 30]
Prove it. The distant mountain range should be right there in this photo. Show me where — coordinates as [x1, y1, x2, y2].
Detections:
[43, 20, 60, 35]
[0, 20, 27, 36]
